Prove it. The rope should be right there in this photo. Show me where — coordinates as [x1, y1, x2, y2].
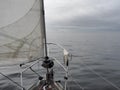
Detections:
[80, 60, 120, 90]
[53, 57, 85, 90]
[0, 72, 25, 90]
[29, 67, 43, 80]
[68, 73, 85, 90]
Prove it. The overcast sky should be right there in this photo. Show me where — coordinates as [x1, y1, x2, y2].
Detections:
[45, 0, 120, 31]
[0, 0, 120, 31]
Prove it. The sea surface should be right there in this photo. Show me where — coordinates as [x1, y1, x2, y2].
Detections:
[0, 30, 120, 90]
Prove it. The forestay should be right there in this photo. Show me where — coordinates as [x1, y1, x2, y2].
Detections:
[0, 0, 45, 66]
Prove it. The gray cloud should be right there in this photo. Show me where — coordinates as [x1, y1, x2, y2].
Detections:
[45, 0, 120, 31]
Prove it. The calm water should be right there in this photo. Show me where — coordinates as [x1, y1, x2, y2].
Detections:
[0, 31, 120, 90]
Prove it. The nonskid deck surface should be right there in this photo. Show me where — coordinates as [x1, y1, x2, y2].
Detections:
[29, 80, 63, 90]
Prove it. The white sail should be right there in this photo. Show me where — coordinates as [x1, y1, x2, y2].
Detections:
[0, 0, 45, 66]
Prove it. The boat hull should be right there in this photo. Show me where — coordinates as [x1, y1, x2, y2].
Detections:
[29, 80, 64, 90]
